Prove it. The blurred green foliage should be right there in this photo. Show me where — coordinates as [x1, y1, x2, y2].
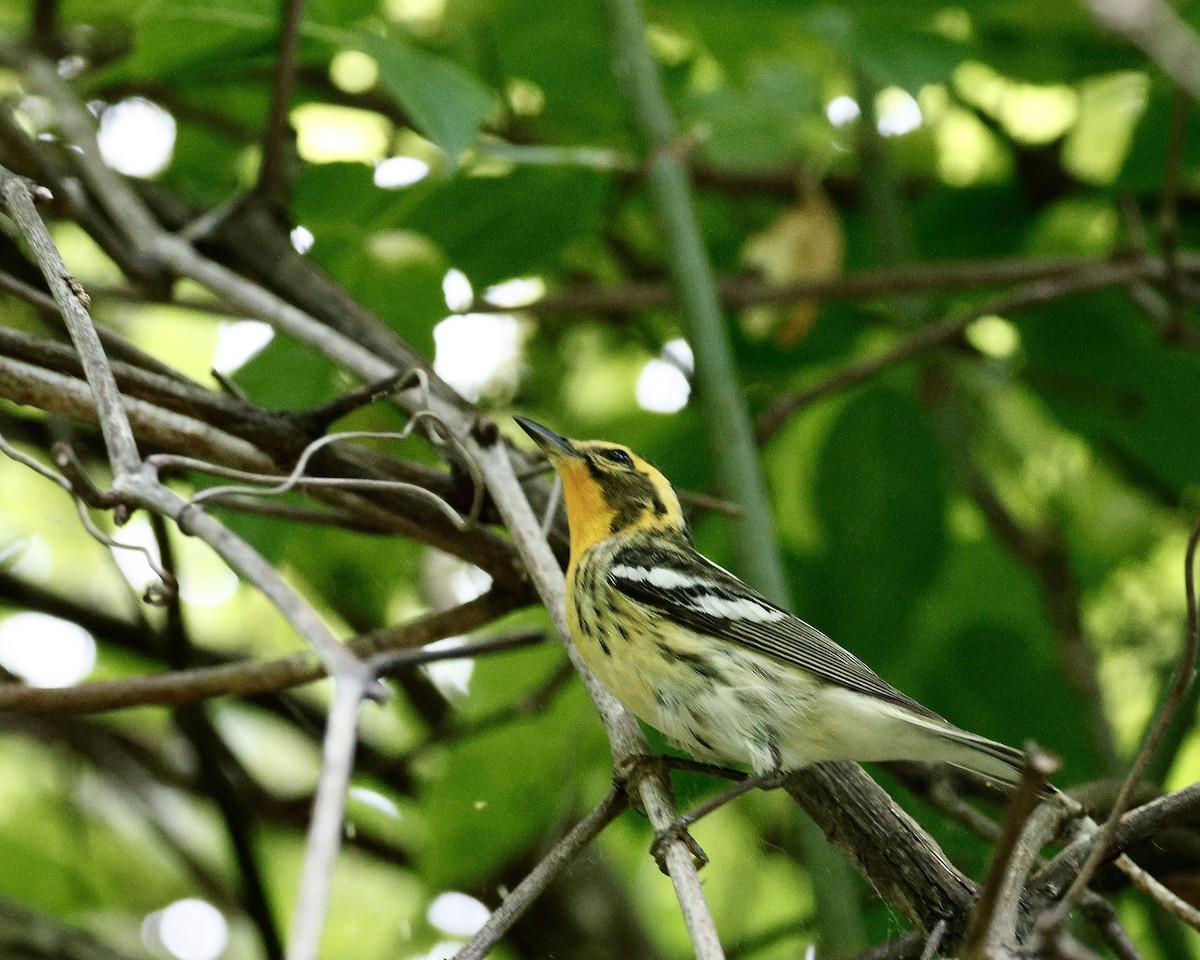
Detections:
[1, 0, 1200, 957]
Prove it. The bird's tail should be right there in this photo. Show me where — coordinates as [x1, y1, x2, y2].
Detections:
[926, 724, 1057, 796]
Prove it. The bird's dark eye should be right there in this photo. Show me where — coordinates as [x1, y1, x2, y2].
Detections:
[600, 448, 633, 467]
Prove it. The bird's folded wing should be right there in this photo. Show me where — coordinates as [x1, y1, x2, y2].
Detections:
[608, 542, 943, 721]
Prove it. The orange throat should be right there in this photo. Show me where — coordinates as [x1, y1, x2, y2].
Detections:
[557, 461, 618, 565]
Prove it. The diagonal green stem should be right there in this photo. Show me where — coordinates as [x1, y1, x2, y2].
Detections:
[595, 0, 867, 949]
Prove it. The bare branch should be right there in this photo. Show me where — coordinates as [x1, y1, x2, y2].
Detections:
[756, 256, 1164, 442]
[0, 164, 140, 476]
[785, 762, 975, 935]
[454, 787, 629, 960]
[960, 745, 1061, 960]
[0, 590, 528, 714]
[1113, 853, 1200, 929]
[287, 674, 365, 960]
[516, 253, 1199, 317]
[257, 0, 308, 209]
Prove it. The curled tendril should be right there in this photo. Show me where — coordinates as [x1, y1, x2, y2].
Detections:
[1, 427, 177, 605]
[173, 413, 480, 532]
[73, 500, 178, 605]
[0, 427, 72, 493]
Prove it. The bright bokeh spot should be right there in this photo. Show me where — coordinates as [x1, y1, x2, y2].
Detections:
[636, 338, 693, 414]
[331, 50, 379, 93]
[999, 84, 1078, 144]
[143, 899, 228, 960]
[108, 515, 161, 597]
[0, 612, 96, 687]
[433, 313, 524, 401]
[421, 637, 474, 701]
[386, 0, 447, 34]
[406, 943, 461, 960]
[375, 156, 431, 189]
[349, 785, 401, 818]
[875, 87, 923, 137]
[442, 268, 474, 312]
[213, 320, 275, 375]
[636, 361, 689, 413]
[934, 106, 1005, 186]
[506, 78, 545, 117]
[291, 104, 389, 163]
[97, 98, 176, 177]
[966, 315, 1020, 358]
[3, 534, 53, 581]
[1063, 72, 1149, 185]
[451, 564, 492, 603]
[663, 337, 694, 374]
[825, 95, 860, 127]
[290, 225, 314, 254]
[484, 276, 545, 308]
[427, 892, 490, 937]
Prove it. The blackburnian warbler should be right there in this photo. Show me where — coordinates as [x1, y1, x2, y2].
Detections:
[516, 416, 1036, 791]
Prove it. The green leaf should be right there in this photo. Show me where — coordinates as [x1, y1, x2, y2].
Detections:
[355, 31, 495, 166]
[418, 644, 607, 886]
[805, 7, 967, 90]
[391, 166, 612, 286]
[1019, 292, 1200, 499]
[131, 0, 280, 77]
[133, 0, 494, 163]
[810, 388, 948, 660]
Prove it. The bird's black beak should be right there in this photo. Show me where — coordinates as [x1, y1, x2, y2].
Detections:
[514, 416, 578, 459]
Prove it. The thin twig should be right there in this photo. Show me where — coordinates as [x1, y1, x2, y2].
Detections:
[755, 256, 1158, 442]
[960, 745, 1060, 959]
[258, 0, 308, 209]
[287, 673, 364, 960]
[181, 428, 471, 531]
[1038, 518, 1200, 937]
[1114, 853, 1200, 928]
[519, 252, 1200, 317]
[917, 920, 947, 960]
[0, 164, 141, 476]
[1033, 781, 1200, 895]
[0, 591, 528, 714]
[453, 786, 629, 960]
[1079, 894, 1146, 960]
[539, 474, 562, 538]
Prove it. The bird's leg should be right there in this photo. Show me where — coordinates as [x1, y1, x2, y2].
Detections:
[650, 747, 788, 870]
[615, 753, 711, 871]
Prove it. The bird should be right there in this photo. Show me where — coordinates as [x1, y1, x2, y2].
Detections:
[515, 415, 1043, 798]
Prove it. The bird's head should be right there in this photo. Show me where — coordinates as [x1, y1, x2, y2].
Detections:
[515, 417, 686, 560]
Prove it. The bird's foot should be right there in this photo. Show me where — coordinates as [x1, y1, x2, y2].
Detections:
[651, 818, 709, 874]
